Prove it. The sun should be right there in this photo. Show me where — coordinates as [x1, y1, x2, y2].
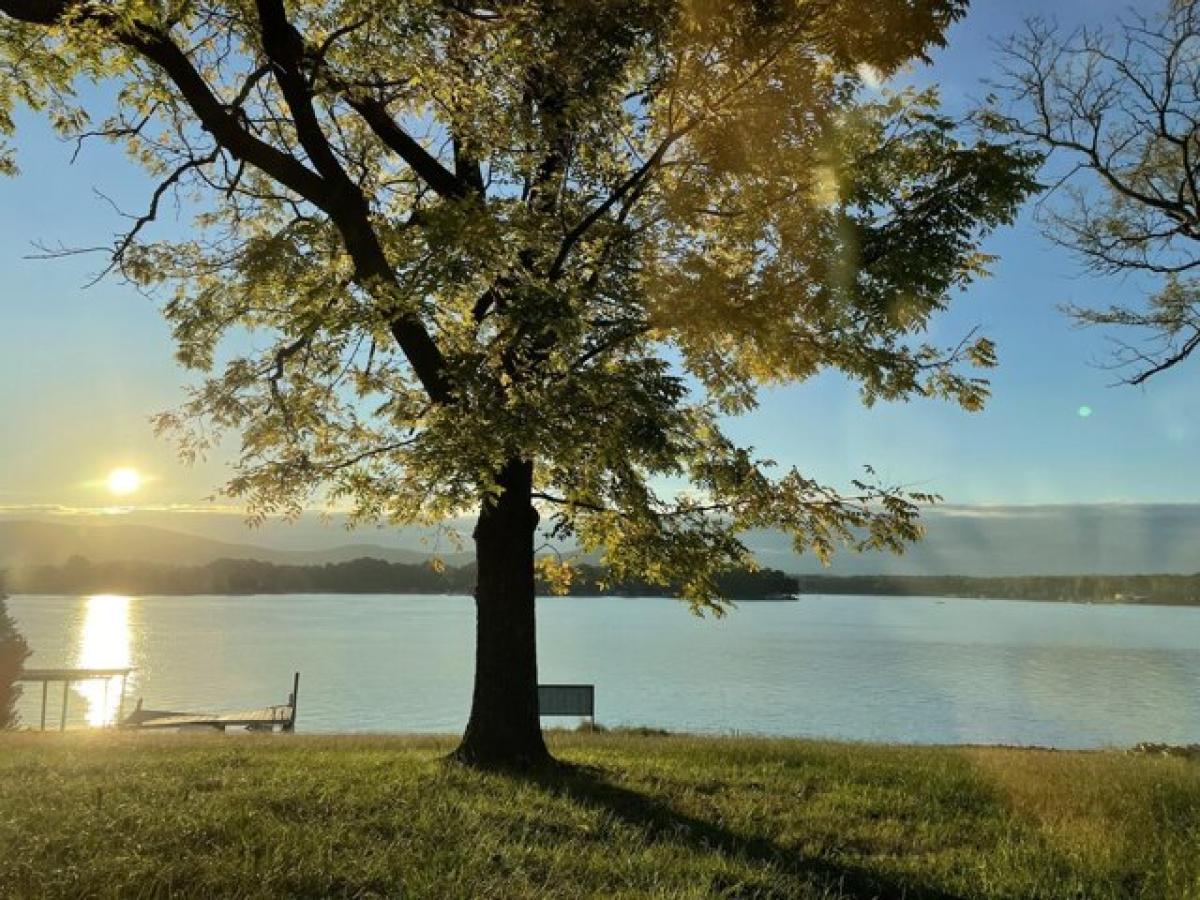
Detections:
[106, 467, 143, 497]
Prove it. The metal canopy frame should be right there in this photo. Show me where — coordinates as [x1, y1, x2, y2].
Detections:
[15, 668, 133, 732]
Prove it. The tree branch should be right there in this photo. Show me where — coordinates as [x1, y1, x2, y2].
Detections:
[101, 147, 220, 283]
[343, 95, 473, 200]
[0, 0, 455, 404]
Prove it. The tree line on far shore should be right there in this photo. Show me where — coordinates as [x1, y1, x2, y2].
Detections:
[0, 556, 798, 600]
[795, 574, 1200, 606]
[5, 558, 1200, 605]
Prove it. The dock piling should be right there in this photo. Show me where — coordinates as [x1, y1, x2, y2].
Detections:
[286, 672, 300, 732]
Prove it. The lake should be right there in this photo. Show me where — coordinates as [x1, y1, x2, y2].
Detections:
[6, 593, 1200, 748]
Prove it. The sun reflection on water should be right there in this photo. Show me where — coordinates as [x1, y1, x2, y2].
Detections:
[75, 594, 132, 726]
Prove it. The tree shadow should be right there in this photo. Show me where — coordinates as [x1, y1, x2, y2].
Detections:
[513, 760, 968, 900]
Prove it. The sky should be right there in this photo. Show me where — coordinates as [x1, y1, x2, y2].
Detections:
[0, 0, 1197, 550]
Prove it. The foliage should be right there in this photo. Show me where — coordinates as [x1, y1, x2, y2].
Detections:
[982, 0, 1200, 383]
[0, 732, 1197, 898]
[0, 0, 1038, 611]
[0, 595, 29, 729]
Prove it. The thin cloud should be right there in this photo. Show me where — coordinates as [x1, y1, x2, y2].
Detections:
[927, 502, 1198, 519]
[0, 502, 244, 517]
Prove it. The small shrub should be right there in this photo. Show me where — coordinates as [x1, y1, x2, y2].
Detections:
[613, 725, 672, 737]
[0, 595, 30, 729]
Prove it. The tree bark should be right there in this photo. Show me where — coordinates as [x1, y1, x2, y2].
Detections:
[452, 458, 551, 768]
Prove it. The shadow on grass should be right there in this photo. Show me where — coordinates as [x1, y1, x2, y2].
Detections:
[513, 761, 967, 900]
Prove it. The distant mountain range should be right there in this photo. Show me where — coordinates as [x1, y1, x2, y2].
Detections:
[0, 520, 471, 569]
[2, 502, 1198, 576]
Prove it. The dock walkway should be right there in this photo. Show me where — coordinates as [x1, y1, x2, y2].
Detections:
[122, 703, 295, 731]
[120, 673, 300, 733]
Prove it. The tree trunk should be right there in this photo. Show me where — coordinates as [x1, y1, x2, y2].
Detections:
[452, 458, 551, 768]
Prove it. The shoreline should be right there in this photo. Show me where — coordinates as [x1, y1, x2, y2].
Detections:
[8, 589, 1200, 609]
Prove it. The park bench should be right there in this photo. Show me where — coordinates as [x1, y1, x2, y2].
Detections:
[538, 683, 595, 728]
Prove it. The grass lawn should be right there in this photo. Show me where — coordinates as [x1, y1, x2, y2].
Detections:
[0, 731, 1197, 899]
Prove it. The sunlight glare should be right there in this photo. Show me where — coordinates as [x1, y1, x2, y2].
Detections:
[106, 467, 142, 496]
[856, 63, 883, 88]
[76, 594, 132, 727]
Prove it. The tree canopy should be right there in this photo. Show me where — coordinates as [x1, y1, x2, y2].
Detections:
[0, 0, 1036, 610]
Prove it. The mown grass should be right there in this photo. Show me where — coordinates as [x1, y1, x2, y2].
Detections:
[0, 731, 1197, 899]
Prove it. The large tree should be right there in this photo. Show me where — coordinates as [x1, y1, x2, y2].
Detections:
[984, 1, 1200, 383]
[0, 0, 1036, 766]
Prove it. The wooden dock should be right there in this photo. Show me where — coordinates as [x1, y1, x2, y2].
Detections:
[122, 704, 295, 731]
[120, 672, 300, 733]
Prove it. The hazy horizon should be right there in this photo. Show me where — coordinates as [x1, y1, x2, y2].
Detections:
[3, 502, 1198, 577]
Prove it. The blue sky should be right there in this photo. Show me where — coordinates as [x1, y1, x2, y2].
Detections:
[0, 0, 1196, 523]
[729, 0, 1199, 506]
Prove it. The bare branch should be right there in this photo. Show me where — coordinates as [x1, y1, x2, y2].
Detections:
[97, 148, 220, 283]
[987, 7, 1200, 380]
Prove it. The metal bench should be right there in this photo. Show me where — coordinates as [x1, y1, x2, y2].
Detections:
[538, 683, 595, 728]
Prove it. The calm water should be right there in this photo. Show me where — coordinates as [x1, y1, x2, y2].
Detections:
[7, 593, 1200, 748]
